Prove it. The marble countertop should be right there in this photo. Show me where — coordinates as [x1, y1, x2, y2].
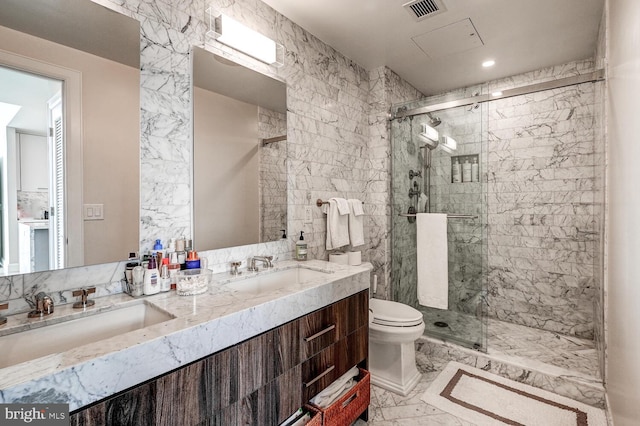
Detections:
[18, 220, 49, 229]
[0, 260, 371, 411]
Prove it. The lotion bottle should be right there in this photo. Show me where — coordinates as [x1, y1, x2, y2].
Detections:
[296, 231, 307, 261]
[160, 258, 171, 292]
[143, 256, 160, 295]
[452, 158, 462, 183]
[471, 157, 479, 182]
[462, 159, 472, 182]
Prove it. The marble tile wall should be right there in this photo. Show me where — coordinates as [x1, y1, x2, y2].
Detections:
[17, 191, 49, 220]
[369, 67, 423, 298]
[592, 8, 607, 382]
[486, 60, 600, 339]
[258, 106, 287, 243]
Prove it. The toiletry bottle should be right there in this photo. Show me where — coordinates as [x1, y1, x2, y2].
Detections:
[143, 256, 160, 295]
[160, 258, 171, 292]
[168, 252, 180, 290]
[471, 157, 479, 182]
[462, 159, 471, 182]
[296, 231, 307, 261]
[185, 250, 200, 269]
[452, 158, 462, 183]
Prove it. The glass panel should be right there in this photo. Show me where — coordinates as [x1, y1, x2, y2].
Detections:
[391, 99, 488, 351]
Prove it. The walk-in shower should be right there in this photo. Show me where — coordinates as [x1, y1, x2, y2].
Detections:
[390, 69, 605, 353]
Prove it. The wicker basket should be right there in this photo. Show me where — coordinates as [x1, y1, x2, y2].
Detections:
[309, 368, 370, 426]
[303, 404, 323, 426]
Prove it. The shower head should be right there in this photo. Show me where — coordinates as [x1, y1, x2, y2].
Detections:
[428, 114, 441, 127]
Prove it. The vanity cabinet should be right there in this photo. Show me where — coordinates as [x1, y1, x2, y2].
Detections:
[70, 290, 369, 426]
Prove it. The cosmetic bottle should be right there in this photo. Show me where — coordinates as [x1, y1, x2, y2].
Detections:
[471, 157, 479, 182]
[452, 158, 461, 183]
[185, 250, 201, 269]
[160, 258, 171, 292]
[296, 231, 307, 261]
[143, 256, 160, 295]
[168, 252, 180, 290]
[462, 159, 472, 182]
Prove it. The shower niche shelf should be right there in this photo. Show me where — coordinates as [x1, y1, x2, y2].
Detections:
[451, 154, 479, 183]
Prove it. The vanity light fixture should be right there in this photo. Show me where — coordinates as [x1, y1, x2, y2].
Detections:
[206, 7, 284, 67]
[482, 59, 496, 68]
[420, 123, 439, 142]
[440, 135, 457, 154]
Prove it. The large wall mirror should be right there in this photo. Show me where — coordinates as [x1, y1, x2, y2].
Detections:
[0, 0, 140, 276]
[192, 47, 287, 251]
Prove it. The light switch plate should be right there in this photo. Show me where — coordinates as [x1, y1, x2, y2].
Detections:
[304, 205, 313, 224]
[84, 204, 104, 220]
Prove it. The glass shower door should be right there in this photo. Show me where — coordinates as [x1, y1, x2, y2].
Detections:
[391, 102, 487, 351]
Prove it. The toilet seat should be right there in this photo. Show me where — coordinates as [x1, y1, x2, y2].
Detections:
[369, 298, 423, 327]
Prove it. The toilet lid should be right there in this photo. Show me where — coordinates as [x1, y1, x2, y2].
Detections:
[369, 298, 423, 327]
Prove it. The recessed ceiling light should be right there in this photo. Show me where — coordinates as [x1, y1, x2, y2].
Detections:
[482, 60, 495, 68]
[491, 91, 503, 97]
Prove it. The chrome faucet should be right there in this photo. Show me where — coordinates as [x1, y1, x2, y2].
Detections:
[28, 292, 54, 318]
[248, 256, 274, 272]
[72, 287, 96, 309]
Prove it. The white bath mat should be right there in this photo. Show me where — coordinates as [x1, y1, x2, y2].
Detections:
[421, 361, 607, 425]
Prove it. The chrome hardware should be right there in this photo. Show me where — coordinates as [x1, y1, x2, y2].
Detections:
[72, 287, 96, 309]
[304, 365, 335, 388]
[304, 324, 336, 342]
[248, 256, 274, 272]
[28, 292, 54, 318]
[409, 169, 422, 179]
[0, 302, 8, 326]
[230, 261, 242, 276]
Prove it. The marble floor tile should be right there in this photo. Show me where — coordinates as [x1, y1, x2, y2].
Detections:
[357, 318, 603, 425]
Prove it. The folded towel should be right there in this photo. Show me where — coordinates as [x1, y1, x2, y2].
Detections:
[348, 199, 365, 247]
[417, 192, 428, 213]
[310, 366, 359, 408]
[417, 213, 448, 310]
[322, 198, 350, 250]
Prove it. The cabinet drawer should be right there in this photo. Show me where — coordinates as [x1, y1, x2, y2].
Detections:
[302, 344, 338, 401]
[300, 290, 369, 360]
[301, 325, 368, 402]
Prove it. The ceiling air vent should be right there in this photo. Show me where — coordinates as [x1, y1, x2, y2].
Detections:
[403, 0, 447, 21]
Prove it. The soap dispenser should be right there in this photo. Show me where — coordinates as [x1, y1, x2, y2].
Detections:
[143, 256, 160, 295]
[296, 231, 307, 261]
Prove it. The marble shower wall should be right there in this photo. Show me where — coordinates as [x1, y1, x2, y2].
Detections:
[258, 106, 287, 243]
[17, 191, 48, 219]
[369, 67, 423, 298]
[485, 60, 600, 339]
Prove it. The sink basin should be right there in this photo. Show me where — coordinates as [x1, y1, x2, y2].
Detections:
[0, 301, 175, 368]
[224, 267, 331, 295]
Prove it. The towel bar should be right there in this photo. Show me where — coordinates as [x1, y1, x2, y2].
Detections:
[398, 213, 478, 219]
[316, 199, 365, 207]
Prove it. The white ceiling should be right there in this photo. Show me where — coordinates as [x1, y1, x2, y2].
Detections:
[261, 0, 605, 95]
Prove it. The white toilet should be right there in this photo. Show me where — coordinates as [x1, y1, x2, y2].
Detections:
[368, 298, 425, 396]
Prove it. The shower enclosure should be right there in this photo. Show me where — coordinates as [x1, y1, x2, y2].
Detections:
[391, 97, 488, 351]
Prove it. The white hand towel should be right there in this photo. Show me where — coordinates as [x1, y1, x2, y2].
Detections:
[417, 192, 428, 213]
[309, 366, 359, 408]
[322, 198, 350, 250]
[348, 198, 365, 247]
[417, 213, 448, 310]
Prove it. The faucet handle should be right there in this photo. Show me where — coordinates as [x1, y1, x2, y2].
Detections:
[230, 261, 242, 276]
[73, 287, 96, 309]
[0, 302, 7, 326]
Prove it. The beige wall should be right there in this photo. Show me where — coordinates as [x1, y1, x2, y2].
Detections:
[606, 0, 640, 423]
[0, 25, 139, 265]
[193, 87, 259, 250]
